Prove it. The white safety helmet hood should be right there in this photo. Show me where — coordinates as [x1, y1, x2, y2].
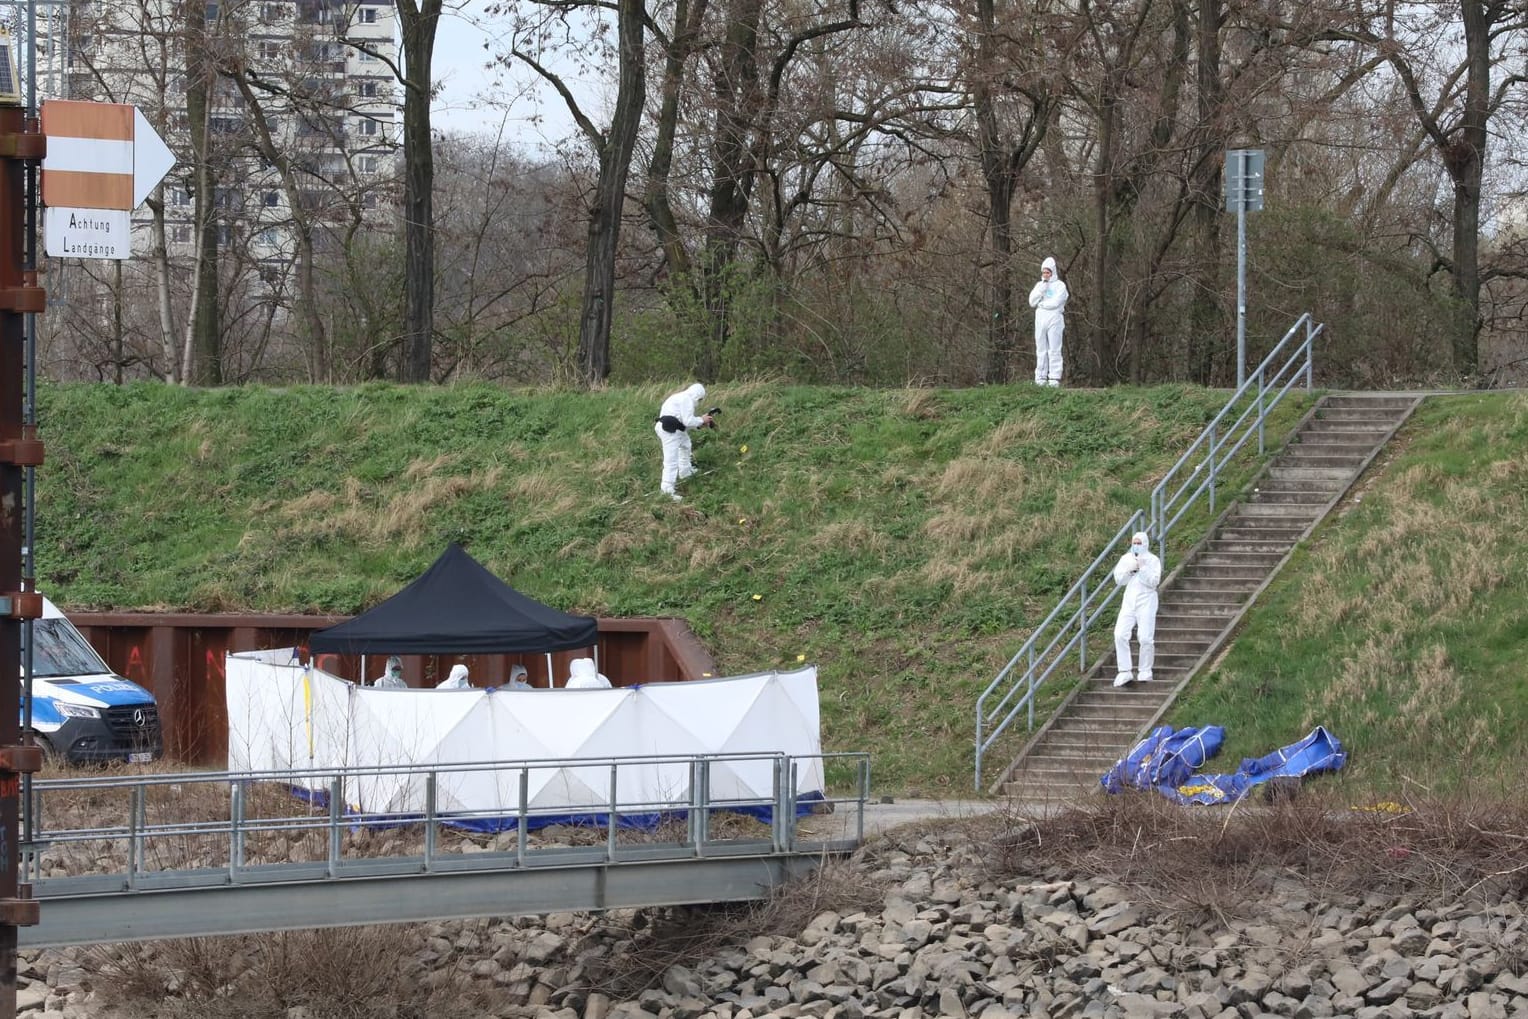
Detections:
[568, 657, 596, 680]
[687, 383, 707, 401]
[447, 664, 469, 683]
[1131, 531, 1149, 549]
[1041, 256, 1058, 277]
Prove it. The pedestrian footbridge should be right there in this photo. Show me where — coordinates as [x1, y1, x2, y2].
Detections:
[18, 752, 868, 949]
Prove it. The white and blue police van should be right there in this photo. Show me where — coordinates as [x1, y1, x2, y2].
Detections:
[23, 598, 163, 765]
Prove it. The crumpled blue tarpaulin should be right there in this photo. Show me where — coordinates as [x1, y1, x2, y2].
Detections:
[1100, 725, 1346, 804]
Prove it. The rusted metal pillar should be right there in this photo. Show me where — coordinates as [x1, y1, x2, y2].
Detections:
[0, 103, 46, 1019]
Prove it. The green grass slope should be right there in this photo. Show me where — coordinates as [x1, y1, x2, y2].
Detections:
[1170, 393, 1528, 794]
[38, 380, 1293, 792]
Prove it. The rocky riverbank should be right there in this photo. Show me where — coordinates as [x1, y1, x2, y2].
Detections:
[19, 807, 1528, 1019]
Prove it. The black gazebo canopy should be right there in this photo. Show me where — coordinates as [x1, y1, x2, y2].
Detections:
[308, 543, 598, 656]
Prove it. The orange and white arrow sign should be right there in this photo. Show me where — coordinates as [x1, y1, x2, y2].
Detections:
[41, 100, 177, 260]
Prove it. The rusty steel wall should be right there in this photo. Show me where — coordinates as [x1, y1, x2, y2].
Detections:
[67, 613, 717, 766]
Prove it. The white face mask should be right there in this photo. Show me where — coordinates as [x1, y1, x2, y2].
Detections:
[1131, 544, 1143, 554]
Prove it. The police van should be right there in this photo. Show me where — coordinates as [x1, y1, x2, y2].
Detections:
[23, 598, 163, 765]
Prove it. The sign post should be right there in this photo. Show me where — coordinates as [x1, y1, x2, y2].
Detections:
[39, 101, 175, 260]
[1224, 148, 1265, 388]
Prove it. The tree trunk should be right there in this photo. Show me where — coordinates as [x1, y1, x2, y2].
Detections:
[112, 261, 124, 385]
[1448, 0, 1487, 377]
[183, 14, 221, 387]
[975, 0, 1016, 384]
[398, 1, 442, 383]
[1091, 82, 1119, 385]
[644, 0, 705, 283]
[1187, 0, 1223, 385]
[577, 0, 646, 384]
[148, 193, 179, 383]
[701, 0, 763, 380]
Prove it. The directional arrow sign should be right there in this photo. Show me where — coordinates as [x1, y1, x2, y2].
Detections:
[40, 100, 178, 261]
[132, 107, 176, 208]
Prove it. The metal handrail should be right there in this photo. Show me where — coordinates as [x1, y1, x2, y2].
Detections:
[23, 750, 872, 888]
[975, 313, 1320, 789]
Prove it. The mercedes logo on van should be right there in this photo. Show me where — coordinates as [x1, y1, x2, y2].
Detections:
[133, 709, 147, 728]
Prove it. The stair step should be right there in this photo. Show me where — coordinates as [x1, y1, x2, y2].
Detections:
[1181, 564, 1272, 580]
[1275, 453, 1369, 468]
[1266, 466, 1356, 481]
[1314, 409, 1405, 424]
[1156, 606, 1238, 621]
[1173, 580, 1261, 594]
[1203, 538, 1297, 554]
[1303, 421, 1394, 434]
[1321, 396, 1416, 411]
[1231, 503, 1324, 518]
[1152, 626, 1227, 642]
[1247, 488, 1340, 504]
[1011, 760, 1118, 779]
[1289, 438, 1381, 453]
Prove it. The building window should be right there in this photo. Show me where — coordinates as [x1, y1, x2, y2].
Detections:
[260, 40, 282, 60]
[262, 2, 284, 21]
[263, 190, 281, 207]
[358, 155, 377, 173]
[360, 8, 377, 23]
[359, 81, 378, 98]
[171, 225, 191, 243]
[358, 118, 378, 137]
[205, 2, 219, 19]
[169, 188, 191, 207]
[359, 49, 377, 62]
[256, 228, 280, 247]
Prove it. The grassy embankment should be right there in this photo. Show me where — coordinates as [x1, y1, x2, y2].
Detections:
[47, 385, 1528, 795]
[39, 380, 1290, 793]
[1170, 393, 1528, 795]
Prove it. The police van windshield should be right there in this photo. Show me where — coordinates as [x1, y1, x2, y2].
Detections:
[27, 618, 114, 679]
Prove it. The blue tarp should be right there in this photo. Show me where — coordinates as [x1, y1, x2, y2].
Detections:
[1100, 725, 1346, 804]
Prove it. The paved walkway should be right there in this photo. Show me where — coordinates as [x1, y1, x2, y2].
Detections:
[796, 798, 1005, 843]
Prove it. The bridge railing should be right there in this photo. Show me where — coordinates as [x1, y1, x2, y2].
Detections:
[23, 751, 870, 889]
[974, 313, 1320, 789]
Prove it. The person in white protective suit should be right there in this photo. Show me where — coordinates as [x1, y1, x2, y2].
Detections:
[505, 664, 534, 690]
[436, 663, 472, 690]
[654, 383, 714, 502]
[1112, 531, 1162, 687]
[1028, 256, 1070, 386]
[373, 655, 407, 689]
[564, 657, 612, 689]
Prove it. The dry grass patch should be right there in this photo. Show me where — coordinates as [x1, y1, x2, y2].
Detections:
[91, 925, 508, 1019]
[974, 416, 1047, 453]
[899, 388, 940, 420]
[971, 788, 1528, 923]
[933, 456, 1027, 503]
[808, 519, 890, 555]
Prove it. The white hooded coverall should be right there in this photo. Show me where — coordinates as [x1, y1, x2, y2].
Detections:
[436, 664, 472, 690]
[1028, 257, 1069, 386]
[654, 383, 709, 499]
[1112, 531, 1162, 685]
[565, 657, 612, 689]
[373, 655, 407, 689]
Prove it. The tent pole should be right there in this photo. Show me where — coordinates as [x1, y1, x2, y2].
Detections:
[546, 652, 555, 688]
[592, 644, 599, 672]
[361, 654, 368, 686]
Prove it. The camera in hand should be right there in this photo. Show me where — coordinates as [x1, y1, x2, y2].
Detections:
[703, 406, 722, 429]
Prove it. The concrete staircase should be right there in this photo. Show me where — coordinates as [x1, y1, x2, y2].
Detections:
[998, 393, 1421, 800]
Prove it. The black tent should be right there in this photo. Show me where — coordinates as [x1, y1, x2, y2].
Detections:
[308, 543, 598, 655]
